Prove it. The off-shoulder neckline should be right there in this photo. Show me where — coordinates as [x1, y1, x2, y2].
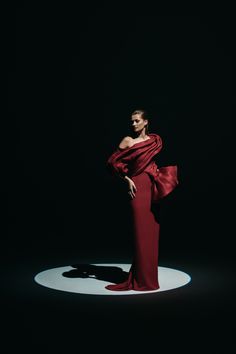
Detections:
[118, 136, 152, 150]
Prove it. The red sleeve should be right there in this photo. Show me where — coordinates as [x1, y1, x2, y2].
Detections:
[106, 148, 129, 179]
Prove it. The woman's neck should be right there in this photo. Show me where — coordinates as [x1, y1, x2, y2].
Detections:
[134, 131, 149, 140]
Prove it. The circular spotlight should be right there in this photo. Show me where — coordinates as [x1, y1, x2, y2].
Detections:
[34, 263, 191, 295]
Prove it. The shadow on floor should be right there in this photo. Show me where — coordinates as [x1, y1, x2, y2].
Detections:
[62, 264, 129, 284]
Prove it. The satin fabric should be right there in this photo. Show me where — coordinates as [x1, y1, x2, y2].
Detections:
[105, 133, 178, 291]
[107, 133, 179, 203]
[106, 172, 160, 291]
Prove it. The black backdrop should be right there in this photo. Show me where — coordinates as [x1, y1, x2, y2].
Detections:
[6, 10, 235, 353]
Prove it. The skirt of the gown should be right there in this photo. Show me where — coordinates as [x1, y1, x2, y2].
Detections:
[105, 172, 160, 291]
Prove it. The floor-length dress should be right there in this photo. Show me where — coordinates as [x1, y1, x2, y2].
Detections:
[105, 133, 178, 291]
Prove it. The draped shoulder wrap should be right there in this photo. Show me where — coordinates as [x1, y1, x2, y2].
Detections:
[107, 133, 179, 203]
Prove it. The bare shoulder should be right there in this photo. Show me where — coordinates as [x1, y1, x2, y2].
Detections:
[118, 136, 134, 149]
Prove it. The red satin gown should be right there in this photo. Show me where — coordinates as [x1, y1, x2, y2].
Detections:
[105, 133, 178, 291]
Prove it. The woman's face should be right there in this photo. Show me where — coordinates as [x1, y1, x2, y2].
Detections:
[131, 114, 148, 133]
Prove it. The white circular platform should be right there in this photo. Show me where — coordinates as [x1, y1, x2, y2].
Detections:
[34, 263, 191, 295]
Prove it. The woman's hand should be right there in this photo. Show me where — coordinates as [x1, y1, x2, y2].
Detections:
[124, 176, 137, 199]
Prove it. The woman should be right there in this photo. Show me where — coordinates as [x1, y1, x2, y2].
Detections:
[105, 109, 178, 291]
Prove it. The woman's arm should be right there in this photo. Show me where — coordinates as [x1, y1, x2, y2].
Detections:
[123, 175, 132, 182]
[122, 175, 137, 198]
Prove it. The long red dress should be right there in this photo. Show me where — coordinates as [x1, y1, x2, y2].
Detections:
[105, 133, 178, 291]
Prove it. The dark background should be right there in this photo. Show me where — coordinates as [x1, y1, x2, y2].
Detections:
[6, 8, 235, 353]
